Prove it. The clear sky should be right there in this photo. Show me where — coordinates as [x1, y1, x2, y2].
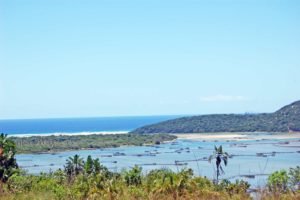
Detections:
[1, 0, 300, 119]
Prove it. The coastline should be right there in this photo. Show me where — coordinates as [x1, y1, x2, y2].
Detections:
[11, 133, 177, 154]
[9, 132, 300, 154]
[9, 131, 300, 140]
[174, 132, 300, 141]
[7, 131, 129, 138]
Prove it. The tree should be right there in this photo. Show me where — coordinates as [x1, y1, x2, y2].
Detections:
[0, 133, 18, 183]
[93, 158, 101, 174]
[64, 154, 84, 179]
[208, 145, 229, 182]
[93, 158, 109, 176]
[84, 155, 94, 175]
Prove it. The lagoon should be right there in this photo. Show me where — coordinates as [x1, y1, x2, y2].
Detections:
[16, 134, 300, 188]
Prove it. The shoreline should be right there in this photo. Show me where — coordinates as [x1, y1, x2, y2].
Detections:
[7, 131, 129, 138]
[11, 133, 177, 154]
[174, 132, 300, 141]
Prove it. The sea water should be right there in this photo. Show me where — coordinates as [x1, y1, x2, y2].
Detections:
[0, 115, 179, 136]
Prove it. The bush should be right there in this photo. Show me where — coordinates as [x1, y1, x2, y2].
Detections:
[289, 166, 300, 191]
[7, 174, 35, 193]
[215, 179, 250, 196]
[124, 165, 142, 186]
[192, 176, 213, 190]
[268, 170, 289, 193]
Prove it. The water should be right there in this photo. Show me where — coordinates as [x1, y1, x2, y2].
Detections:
[2, 116, 299, 188]
[0, 116, 180, 135]
[16, 137, 300, 188]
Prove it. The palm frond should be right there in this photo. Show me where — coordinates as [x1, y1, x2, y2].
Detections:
[219, 145, 223, 153]
[208, 155, 214, 163]
[222, 156, 228, 166]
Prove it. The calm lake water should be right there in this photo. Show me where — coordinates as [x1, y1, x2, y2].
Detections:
[16, 136, 300, 188]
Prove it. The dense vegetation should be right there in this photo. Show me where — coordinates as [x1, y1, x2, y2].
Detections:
[0, 134, 18, 183]
[1, 134, 300, 199]
[10, 134, 177, 154]
[131, 100, 300, 134]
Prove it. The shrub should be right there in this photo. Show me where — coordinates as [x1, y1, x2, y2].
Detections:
[288, 166, 300, 191]
[7, 174, 35, 193]
[268, 170, 289, 193]
[124, 165, 142, 186]
[215, 179, 250, 196]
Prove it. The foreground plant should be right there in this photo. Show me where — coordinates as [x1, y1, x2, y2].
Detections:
[0, 138, 299, 200]
[64, 154, 84, 180]
[0, 133, 18, 183]
[2, 156, 300, 199]
[288, 166, 300, 191]
[267, 167, 300, 194]
[208, 145, 229, 182]
[268, 170, 289, 193]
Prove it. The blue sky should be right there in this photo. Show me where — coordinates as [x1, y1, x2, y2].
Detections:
[1, 0, 300, 119]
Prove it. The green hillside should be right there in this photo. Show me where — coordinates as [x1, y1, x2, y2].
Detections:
[131, 101, 300, 134]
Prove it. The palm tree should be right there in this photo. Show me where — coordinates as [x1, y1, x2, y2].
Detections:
[208, 145, 229, 182]
[64, 154, 84, 179]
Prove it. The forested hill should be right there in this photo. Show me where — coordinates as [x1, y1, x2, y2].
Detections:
[131, 101, 300, 134]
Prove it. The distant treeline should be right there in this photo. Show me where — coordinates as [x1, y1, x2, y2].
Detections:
[10, 133, 177, 154]
[131, 100, 300, 134]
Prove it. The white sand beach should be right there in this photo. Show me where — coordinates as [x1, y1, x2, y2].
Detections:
[174, 132, 300, 141]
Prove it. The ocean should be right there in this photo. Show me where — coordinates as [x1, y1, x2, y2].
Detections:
[0, 115, 180, 136]
[1, 116, 300, 187]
